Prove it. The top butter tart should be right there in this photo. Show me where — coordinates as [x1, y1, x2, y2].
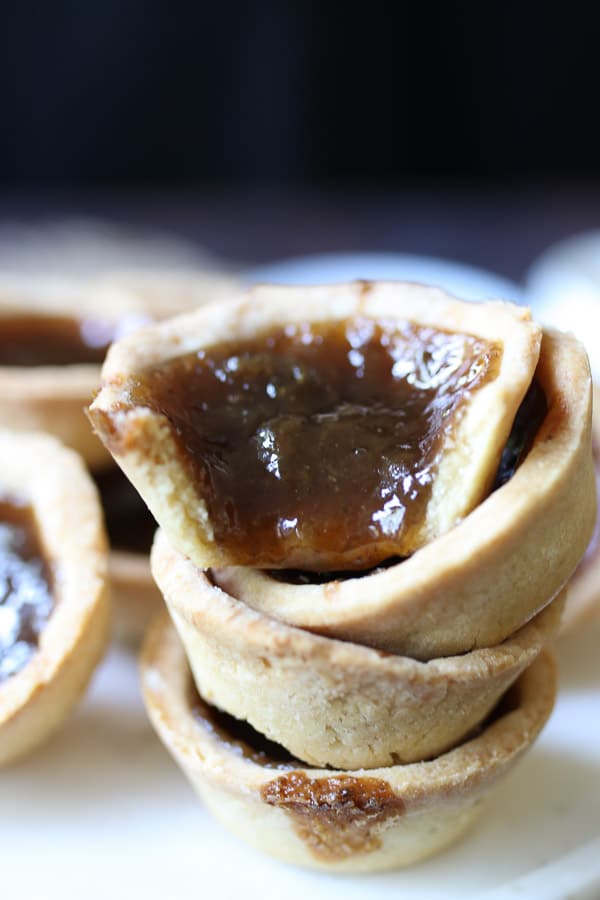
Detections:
[89, 281, 543, 572]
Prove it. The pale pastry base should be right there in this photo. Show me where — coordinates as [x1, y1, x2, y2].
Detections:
[0, 430, 110, 765]
[109, 549, 163, 644]
[90, 281, 542, 570]
[216, 328, 595, 658]
[152, 528, 563, 770]
[140, 615, 557, 874]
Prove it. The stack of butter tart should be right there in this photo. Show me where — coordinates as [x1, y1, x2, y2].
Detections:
[88, 281, 597, 872]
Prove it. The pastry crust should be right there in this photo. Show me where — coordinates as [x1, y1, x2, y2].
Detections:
[140, 613, 557, 873]
[0, 429, 110, 765]
[109, 549, 163, 644]
[561, 382, 600, 633]
[0, 274, 238, 471]
[216, 328, 595, 657]
[89, 281, 541, 569]
[152, 528, 564, 769]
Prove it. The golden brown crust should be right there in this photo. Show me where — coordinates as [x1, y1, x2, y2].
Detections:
[140, 613, 557, 873]
[89, 281, 541, 569]
[561, 382, 600, 633]
[216, 328, 595, 657]
[0, 429, 110, 765]
[152, 528, 563, 769]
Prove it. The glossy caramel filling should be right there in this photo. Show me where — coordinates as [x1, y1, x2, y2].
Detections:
[129, 318, 500, 569]
[94, 467, 157, 555]
[0, 500, 54, 681]
[267, 379, 547, 585]
[0, 314, 113, 366]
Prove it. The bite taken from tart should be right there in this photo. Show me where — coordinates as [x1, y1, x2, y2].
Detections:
[89, 281, 596, 657]
[0, 429, 110, 765]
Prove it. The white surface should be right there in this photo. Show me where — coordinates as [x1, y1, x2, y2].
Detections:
[526, 231, 600, 379]
[2, 619, 599, 900]
[244, 251, 525, 304]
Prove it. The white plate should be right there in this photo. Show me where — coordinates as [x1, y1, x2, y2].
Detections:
[244, 251, 525, 305]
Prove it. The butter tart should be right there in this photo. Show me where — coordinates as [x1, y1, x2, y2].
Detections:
[0, 274, 236, 639]
[89, 281, 541, 569]
[0, 274, 236, 471]
[562, 382, 600, 633]
[141, 613, 557, 873]
[152, 527, 564, 769]
[0, 429, 109, 765]
[89, 283, 594, 657]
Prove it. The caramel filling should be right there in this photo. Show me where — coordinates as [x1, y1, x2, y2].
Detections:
[191, 683, 300, 770]
[266, 379, 547, 585]
[129, 318, 500, 569]
[0, 500, 54, 681]
[0, 314, 113, 366]
[93, 468, 157, 555]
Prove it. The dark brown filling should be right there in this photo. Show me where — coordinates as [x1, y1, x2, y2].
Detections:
[259, 380, 548, 586]
[0, 500, 54, 681]
[93, 467, 157, 555]
[127, 318, 500, 569]
[190, 682, 301, 769]
[0, 314, 113, 366]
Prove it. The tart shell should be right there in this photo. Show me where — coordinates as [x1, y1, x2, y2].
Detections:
[0, 430, 110, 765]
[140, 614, 557, 874]
[152, 528, 564, 769]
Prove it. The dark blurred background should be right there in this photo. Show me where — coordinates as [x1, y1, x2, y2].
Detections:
[2, 2, 600, 277]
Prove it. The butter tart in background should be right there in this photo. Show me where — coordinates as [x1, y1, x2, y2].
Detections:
[562, 382, 600, 633]
[0, 429, 109, 765]
[152, 528, 564, 770]
[0, 271, 238, 471]
[89, 282, 594, 657]
[141, 614, 557, 874]
[0, 272, 237, 641]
